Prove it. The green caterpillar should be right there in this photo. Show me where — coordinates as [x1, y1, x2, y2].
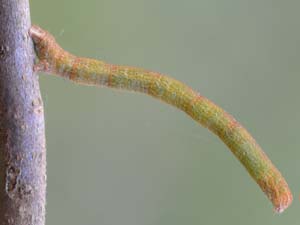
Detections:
[29, 25, 292, 213]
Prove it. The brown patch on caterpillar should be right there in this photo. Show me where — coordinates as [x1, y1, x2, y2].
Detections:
[29, 25, 48, 45]
[227, 114, 239, 129]
[186, 93, 205, 119]
[257, 175, 292, 213]
[107, 64, 118, 87]
[29, 25, 65, 74]
[190, 94, 205, 105]
[149, 71, 162, 78]
[69, 57, 81, 82]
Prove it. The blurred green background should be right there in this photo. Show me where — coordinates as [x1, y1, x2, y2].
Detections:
[30, 0, 299, 224]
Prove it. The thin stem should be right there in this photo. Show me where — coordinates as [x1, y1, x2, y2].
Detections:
[29, 25, 292, 213]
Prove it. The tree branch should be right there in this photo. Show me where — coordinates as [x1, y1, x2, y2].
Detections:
[0, 1, 46, 224]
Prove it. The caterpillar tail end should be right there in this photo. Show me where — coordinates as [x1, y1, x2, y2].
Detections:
[29, 25, 45, 44]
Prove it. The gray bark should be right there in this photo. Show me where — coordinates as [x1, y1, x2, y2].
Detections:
[0, 0, 46, 224]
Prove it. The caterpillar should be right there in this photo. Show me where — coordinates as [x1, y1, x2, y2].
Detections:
[29, 25, 292, 213]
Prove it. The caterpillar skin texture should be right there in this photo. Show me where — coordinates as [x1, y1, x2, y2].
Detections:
[29, 25, 292, 213]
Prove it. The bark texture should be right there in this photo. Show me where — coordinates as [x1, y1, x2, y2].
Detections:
[0, 0, 46, 224]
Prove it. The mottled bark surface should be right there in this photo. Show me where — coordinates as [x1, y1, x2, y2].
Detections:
[0, 0, 46, 224]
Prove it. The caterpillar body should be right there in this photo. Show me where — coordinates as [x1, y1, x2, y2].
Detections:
[29, 25, 292, 213]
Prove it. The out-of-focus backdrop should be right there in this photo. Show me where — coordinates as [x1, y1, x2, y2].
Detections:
[30, 1, 299, 224]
